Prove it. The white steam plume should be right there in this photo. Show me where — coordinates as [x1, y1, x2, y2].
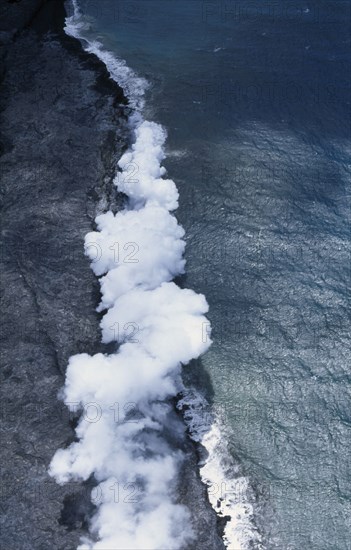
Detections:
[50, 6, 212, 546]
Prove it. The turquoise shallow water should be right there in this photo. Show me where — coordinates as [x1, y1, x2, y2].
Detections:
[73, 1, 350, 548]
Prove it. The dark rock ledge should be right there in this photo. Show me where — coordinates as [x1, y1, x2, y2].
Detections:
[0, 1, 225, 549]
[0, 1, 128, 548]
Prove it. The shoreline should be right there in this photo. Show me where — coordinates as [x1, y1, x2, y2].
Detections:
[59, 2, 228, 547]
[1, 0, 128, 547]
[1, 0, 226, 547]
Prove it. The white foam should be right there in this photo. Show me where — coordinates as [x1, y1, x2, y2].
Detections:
[64, 0, 147, 110]
[178, 390, 263, 550]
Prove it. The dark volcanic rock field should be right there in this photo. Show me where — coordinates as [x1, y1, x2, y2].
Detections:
[0, 1, 226, 548]
[0, 0, 127, 547]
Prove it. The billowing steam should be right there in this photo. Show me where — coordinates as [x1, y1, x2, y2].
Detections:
[50, 110, 211, 549]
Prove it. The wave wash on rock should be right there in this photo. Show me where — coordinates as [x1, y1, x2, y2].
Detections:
[49, 9, 212, 543]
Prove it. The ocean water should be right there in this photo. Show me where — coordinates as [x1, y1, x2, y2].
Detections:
[55, 1, 351, 549]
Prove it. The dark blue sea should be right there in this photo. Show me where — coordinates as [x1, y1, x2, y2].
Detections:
[64, 1, 351, 548]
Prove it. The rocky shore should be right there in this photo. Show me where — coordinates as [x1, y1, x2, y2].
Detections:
[1, 1, 128, 547]
[0, 1, 225, 548]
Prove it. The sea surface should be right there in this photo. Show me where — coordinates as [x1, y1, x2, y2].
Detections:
[61, 1, 351, 548]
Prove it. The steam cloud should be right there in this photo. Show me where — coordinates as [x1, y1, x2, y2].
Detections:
[50, 62, 211, 549]
[55, 3, 265, 550]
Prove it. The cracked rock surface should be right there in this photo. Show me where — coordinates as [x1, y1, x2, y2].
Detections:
[0, 1, 226, 549]
[0, 1, 127, 547]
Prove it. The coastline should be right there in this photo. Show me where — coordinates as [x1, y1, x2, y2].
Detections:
[1, 1, 225, 548]
[1, 0, 128, 547]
